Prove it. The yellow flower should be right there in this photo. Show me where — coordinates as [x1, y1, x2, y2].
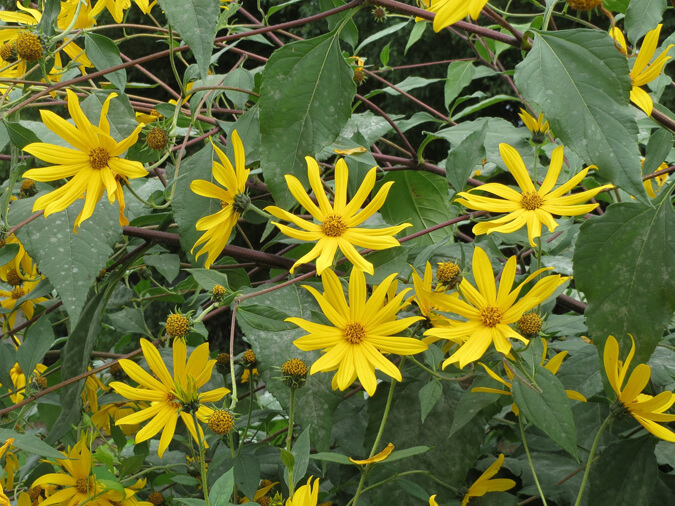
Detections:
[461, 454, 515, 506]
[0, 438, 17, 491]
[472, 340, 587, 414]
[287, 269, 426, 396]
[429, 495, 438, 506]
[241, 368, 259, 384]
[628, 24, 673, 116]
[6, 362, 48, 403]
[0, 234, 35, 284]
[350, 442, 394, 465]
[91, 401, 150, 436]
[456, 144, 613, 247]
[642, 160, 669, 199]
[286, 477, 320, 506]
[190, 131, 250, 269]
[424, 247, 567, 369]
[265, 158, 411, 275]
[22, 90, 146, 229]
[518, 108, 549, 143]
[58, 0, 155, 28]
[425, 0, 489, 32]
[609, 26, 628, 55]
[135, 109, 162, 124]
[0, 486, 7, 506]
[0, 268, 48, 329]
[604, 335, 675, 442]
[240, 480, 279, 504]
[110, 338, 230, 457]
[411, 262, 454, 332]
[32, 436, 137, 505]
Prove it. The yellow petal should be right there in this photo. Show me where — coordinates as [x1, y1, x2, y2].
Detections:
[349, 442, 395, 465]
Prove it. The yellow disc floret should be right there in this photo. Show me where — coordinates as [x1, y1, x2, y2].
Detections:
[0, 41, 17, 62]
[518, 313, 542, 335]
[208, 409, 234, 435]
[436, 261, 460, 285]
[15, 32, 42, 62]
[6, 269, 23, 287]
[165, 312, 191, 338]
[148, 492, 164, 505]
[242, 349, 257, 367]
[565, 0, 603, 10]
[146, 127, 168, 151]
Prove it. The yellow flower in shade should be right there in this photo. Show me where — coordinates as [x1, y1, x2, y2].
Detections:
[91, 401, 150, 436]
[22, 90, 146, 229]
[642, 160, 669, 199]
[472, 340, 587, 414]
[241, 368, 259, 384]
[286, 477, 319, 506]
[411, 262, 454, 333]
[628, 24, 673, 116]
[265, 158, 411, 275]
[456, 144, 613, 247]
[518, 108, 549, 143]
[6, 362, 48, 403]
[604, 335, 675, 442]
[240, 480, 279, 504]
[0, 438, 17, 491]
[425, 0, 489, 32]
[424, 247, 567, 369]
[461, 454, 515, 506]
[32, 436, 139, 505]
[0, 234, 34, 284]
[288, 269, 426, 396]
[190, 131, 250, 269]
[0, 267, 48, 329]
[110, 338, 230, 457]
[350, 442, 395, 465]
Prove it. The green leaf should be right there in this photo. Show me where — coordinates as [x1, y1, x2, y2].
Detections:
[355, 20, 409, 54]
[185, 268, 229, 291]
[218, 103, 260, 164]
[573, 184, 675, 365]
[515, 29, 645, 201]
[310, 452, 351, 464]
[259, 29, 356, 208]
[642, 128, 672, 177]
[449, 377, 503, 437]
[107, 307, 150, 337]
[223, 68, 254, 109]
[377, 171, 454, 246]
[291, 427, 311, 487]
[386, 446, 432, 463]
[625, 0, 666, 43]
[512, 366, 578, 458]
[210, 468, 235, 506]
[238, 303, 296, 332]
[81, 91, 138, 139]
[158, 0, 219, 79]
[320, 0, 358, 48]
[0, 343, 15, 387]
[143, 253, 180, 283]
[587, 437, 657, 506]
[84, 33, 126, 92]
[281, 448, 295, 470]
[444, 61, 475, 110]
[0, 429, 65, 459]
[5, 120, 40, 149]
[10, 196, 122, 326]
[233, 453, 260, 501]
[419, 380, 442, 423]
[405, 21, 426, 55]
[17, 314, 54, 377]
[445, 120, 487, 191]
[0, 243, 20, 267]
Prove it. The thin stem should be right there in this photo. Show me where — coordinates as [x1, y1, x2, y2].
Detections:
[519, 415, 548, 506]
[192, 410, 210, 506]
[286, 386, 297, 496]
[238, 375, 255, 456]
[574, 414, 613, 506]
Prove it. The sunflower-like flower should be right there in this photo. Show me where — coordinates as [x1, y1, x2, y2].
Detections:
[626, 24, 673, 116]
[0, 234, 34, 284]
[461, 454, 515, 506]
[32, 436, 142, 505]
[0, 265, 48, 328]
[286, 477, 320, 506]
[604, 335, 675, 442]
[456, 144, 613, 247]
[110, 338, 230, 457]
[411, 262, 454, 331]
[0, 438, 17, 491]
[472, 340, 586, 414]
[424, 247, 567, 369]
[6, 362, 48, 403]
[518, 108, 549, 144]
[265, 158, 411, 275]
[57, 0, 154, 28]
[22, 90, 146, 229]
[190, 131, 250, 269]
[424, 0, 489, 32]
[288, 269, 426, 395]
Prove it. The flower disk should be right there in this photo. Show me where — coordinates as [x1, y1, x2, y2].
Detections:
[287, 269, 427, 395]
[265, 157, 412, 275]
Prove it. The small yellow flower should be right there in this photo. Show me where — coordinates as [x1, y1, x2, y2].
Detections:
[0, 266, 48, 329]
[190, 131, 250, 269]
[425, 0, 489, 32]
[349, 442, 395, 465]
[456, 143, 613, 247]
[286, 477, 320, 506]
[110, 338, 230, 457]
[411, 262, 454, 331]
[5, 362, 48, 403]
[265, 158, 411, 275]
[424, 247, 568, 369]
[461, 454, 515, 505]
[0, 234, 35, 284]
[287, 269, 426, 395]
[628, 24, 673, 116]
[604, 335, 675, 442]
[22, 90, 146, 229]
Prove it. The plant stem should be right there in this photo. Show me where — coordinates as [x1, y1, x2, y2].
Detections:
[519, 415, 548, 506]
[192, 411, 210, 506]
[238, 376, 255, 457]
[286, 386, 297, 496]
[574, 414, 613, 506]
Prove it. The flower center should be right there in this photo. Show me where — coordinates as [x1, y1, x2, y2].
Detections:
[166, 392, 181, 409]
[89, 147, 110, 170]
[518, 313, 542, 335]
[436, 262, 460, 284]
[344, 322, 366, 344]
[322, 214, 347, 237]
[10, 286, 25, 299]
[76, 476, 92, 494]
[15, 32, 42, 62]
[0, 41, 16, 62]
[520, 191, 544, 210]
[480, 306, 503, 328]
[6, 268, 22, 287]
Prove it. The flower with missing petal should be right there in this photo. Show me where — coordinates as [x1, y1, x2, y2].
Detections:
[110, 338, 230, 457]
[265, 157, 411, 275]
[461, 454, 515, 506]
[288, 269, 426, 395]
[22, 90, 146, 229]
[604, 335, 675, 442]
[425, 0, 489, 32]
[456, 143, 613, 247]
[627, 24, 673, 116]
[190, 131, 250, 269]
[424, 247, 567, 369]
